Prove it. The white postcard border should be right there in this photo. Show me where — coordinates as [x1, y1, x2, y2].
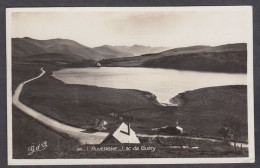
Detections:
[6, 6, 255, 165]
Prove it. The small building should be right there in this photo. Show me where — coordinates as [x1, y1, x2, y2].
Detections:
[176, 126, 183, 133]
[175, 121, 183, 133]
[158, 126, 182, 135]
[103, 122, 140, 144]
[153, 122, 183, 135]
[96, 63, 102, 67]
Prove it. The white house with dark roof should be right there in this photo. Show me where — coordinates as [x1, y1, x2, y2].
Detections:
[103, 122, 140, 144]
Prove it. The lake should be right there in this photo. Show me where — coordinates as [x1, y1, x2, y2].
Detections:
[52, 67, 247, 105]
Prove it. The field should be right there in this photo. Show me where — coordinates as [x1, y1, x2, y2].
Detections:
[12, 61, 248, 158]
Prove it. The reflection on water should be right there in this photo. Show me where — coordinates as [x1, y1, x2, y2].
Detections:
[53, 67, 247, 105]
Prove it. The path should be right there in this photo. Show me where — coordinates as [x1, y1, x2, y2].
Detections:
[13, 67, 248, 148]
[13, 68, 109, 145]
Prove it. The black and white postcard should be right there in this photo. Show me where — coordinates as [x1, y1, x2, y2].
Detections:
[6, 7, 254, 165]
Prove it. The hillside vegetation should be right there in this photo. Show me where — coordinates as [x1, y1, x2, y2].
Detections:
[143, 51, 246, 73]
[14, 62, 247, 140]
[12, 37, 246, 73]
[170, 85, 247, 140]
[12, 37, 113, 60]
[100, 43, 247, 73]
[12, 61, 248, 158]
[11, 38, 248, 158]
[12, 37, 169, 61]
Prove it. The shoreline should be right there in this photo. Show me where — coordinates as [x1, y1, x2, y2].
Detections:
[11, 62, 249, 158]
[51, 72, 163, 107]
[51, 67, 246, 107]
[21, 66, 248, 138]
[13, 67, 248, 147]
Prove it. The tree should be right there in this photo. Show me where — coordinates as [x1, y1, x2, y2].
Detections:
[217, 126, 230, 145]
[221, 116, 247, 151]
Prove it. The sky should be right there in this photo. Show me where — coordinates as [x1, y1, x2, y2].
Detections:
[11, 7, 252, 48]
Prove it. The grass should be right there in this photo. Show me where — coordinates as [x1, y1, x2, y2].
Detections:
[100, 50, 247, 73]
[142, 51, 247, 73]
[11, 60, 248, 158]
[12, 62, 77, 158]
[20, 68, 170, 131]
[170, 85, 248, 141]
[13, 130, 247, 159]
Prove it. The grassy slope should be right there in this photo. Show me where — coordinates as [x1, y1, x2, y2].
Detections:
[100, 44, 247, 73]
[17, 63, 248, 138]
[19, 67, 173, 132]
[171, 86, 248, 140]
[12, 61, 248, 158]
[12, 62, 173, 158]
[12, 37, 113, 61]
[12, 63, 77, 158]
[142, 51, 247, 73]
[100, 51, 247, 73]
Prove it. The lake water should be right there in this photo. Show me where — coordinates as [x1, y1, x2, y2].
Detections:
[52, 67, 247, 105]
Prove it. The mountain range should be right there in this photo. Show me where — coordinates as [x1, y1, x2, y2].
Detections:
[12, 37, 247, 73]
[12, 37, 169, 61]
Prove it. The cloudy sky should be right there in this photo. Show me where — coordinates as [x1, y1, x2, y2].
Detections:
[11, 7, 252, 48]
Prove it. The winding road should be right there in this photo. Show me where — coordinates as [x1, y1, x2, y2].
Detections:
[13, 67, 248, 148]
[13, 68, 109, 145]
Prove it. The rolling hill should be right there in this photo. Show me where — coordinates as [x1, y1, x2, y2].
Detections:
[93, 45, 133, 58]
[12, 37, 170, 62]
[111, 45, 169, 56]
[100, 43, 247, 73]
[12, 38, 46, 57]
[12, 38, 247, 72]
[12, 37, 119, 61]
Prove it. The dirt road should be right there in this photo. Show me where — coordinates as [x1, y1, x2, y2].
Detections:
[13, 68, 109, 145]
[13, 67, 248, 148]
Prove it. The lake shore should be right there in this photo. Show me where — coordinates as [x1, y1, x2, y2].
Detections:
[12, 62, 248, 158]
[52, 67, 246, 105]
[13, 62, 247, 136]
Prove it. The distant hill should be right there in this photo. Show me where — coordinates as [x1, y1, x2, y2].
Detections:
[12, 38, 247, 73]
[143, 50, 247, 73]
[111, 45, 170, 56]
[100, 43, 247, 73]
[161, 43, 246, 56]
[12, 38, 46, 57]
[12, 37, 117, 61]
[93, 45, 133, 58]
[12, 37, 170, 62]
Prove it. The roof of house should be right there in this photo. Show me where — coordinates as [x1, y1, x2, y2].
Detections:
[111, 122, 140, 144]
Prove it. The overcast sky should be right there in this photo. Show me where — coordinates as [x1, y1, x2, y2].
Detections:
[11, 7, 252, 48]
